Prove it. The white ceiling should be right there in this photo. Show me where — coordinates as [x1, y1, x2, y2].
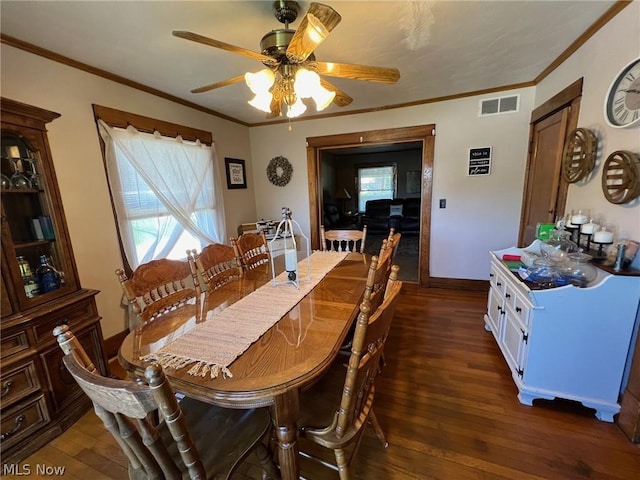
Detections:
[0, 1, 618, 126]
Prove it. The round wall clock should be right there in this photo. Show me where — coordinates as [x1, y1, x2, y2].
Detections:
[601, 150, 640, 204]
[604, 57, 640, 128]
[267, 156, 293, 186]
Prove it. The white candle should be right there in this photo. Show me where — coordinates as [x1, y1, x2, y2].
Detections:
[571, 212, 588, 225]
[593, 229, 613, 243]
[581, 221, 598, 235]
[8, 146, 20, 158]
[285, 249, 298, 271]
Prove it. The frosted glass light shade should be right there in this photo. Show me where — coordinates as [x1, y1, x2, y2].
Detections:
[245, 69, 275, 94]
[312, 85, 336, 111]
[294, 68, 320, 98]
[248, 91, 273, 113]
[287, 98, 307, 118]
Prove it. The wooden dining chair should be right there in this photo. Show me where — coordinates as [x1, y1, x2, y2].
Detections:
[340, 254, 399, 375]
[297, 277, 403, 479]
[380, 228, 402, 260]
[189, 243, 243, 291]
[338, 249, 395, 349]
[116, 257, 200, 325]
[53, 324, 278, 480]
[231, 232, 271, 272]
[320, 225, 368, 253]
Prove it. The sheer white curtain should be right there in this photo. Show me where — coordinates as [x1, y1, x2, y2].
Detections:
[98, 120, 226, 269]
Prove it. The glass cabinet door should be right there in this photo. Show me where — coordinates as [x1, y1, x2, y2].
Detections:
[1, 115, 79, 314]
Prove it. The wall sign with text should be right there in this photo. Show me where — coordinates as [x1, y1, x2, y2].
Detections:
[224, 157, 247, 189]
[468, 147, 492, 176]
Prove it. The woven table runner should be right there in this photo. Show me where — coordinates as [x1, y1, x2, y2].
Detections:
[142, 251, 348, 379]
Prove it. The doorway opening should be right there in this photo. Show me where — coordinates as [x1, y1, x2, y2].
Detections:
[306, 125, 435, 285]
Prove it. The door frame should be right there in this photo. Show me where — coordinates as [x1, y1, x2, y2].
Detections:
[518, 78, 582, 247]
[306, 125, 435, 285]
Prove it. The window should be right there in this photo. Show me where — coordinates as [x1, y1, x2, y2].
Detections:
[357, 166, 395, 211]
[95, 107, 226, 270]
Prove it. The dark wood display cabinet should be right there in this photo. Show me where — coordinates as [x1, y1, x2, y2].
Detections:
[1, 98, 107, 463]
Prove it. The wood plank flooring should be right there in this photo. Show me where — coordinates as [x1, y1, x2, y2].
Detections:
[5, 285, 638, 479]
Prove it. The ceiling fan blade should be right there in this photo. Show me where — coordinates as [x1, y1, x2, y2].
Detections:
[190, 75, 246, 94]
[316, 61, 400, 84]
[320, 79, 353, 107]
[173, 30, 277, 66]
[286, 3, 341, 64]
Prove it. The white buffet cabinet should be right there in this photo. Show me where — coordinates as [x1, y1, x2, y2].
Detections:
[484, 241, 640, 422]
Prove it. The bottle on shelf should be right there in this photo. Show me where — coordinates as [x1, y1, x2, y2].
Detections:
[36, 254, 60, 293]
[17, 255, 40, 298]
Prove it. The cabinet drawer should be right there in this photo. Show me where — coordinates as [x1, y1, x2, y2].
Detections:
[512, 294, 532, 327]
[0, 359, 40, 409]
[31, 297, 99, 345]
[1, 331, 30, 360]
[0, 394, 50, 451]
[489, 262, 507, 295]
[502, 277, 532, 327]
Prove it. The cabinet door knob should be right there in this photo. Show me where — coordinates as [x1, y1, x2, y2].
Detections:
[505, 293, 511, 299]
[1, 415, 25, 441]
[1, 380, 14, 397]
[496, 282, 502, 287]
[516, 307, 522, 313]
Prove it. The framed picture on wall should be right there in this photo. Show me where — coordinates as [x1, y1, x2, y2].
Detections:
[224, 157, 247, 189]
[407, 170, 421, 194]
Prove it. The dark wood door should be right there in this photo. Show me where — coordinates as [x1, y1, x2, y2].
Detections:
[518, 79, 582, 247]
[519, 109, 569, 246]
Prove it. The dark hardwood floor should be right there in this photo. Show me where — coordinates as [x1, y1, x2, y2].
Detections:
[5, 285, 639, 479]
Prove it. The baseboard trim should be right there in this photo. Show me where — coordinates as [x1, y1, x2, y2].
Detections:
[427, 277, 489, 292]
[104, 329, 129, 359]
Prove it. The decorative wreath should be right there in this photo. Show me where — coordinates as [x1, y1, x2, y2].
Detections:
[267, 156, 293, 187]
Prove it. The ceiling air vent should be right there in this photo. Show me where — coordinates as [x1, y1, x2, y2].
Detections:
[479, 94, 520, 116]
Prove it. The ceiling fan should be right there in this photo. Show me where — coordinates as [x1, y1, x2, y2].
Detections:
[173, 1, 400, 119]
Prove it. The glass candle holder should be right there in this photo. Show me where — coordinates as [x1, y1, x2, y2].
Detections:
[570, 208, 590, 225]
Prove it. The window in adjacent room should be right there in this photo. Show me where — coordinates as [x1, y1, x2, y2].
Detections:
[357, 165, 396, 211]
[94, 105, 226, 272]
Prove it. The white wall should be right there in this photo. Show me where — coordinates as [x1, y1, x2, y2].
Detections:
[249, 91, 535, 281]
[535, 2, 640, 244]
[249, 5, 640, 281]
[0, 45, 257, 338]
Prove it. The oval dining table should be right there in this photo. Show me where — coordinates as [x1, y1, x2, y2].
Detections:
[118, 251, 371, 480]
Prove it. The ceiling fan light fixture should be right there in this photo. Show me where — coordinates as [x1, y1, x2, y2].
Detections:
[248, 91, 274, 113]
[179, 2, 397, 119]
[313, 86, 336, 111]
[245, 69, 275, 94]
[293, 68, 320, 98]
[286, 97, 307, 118]
[306, 15, 329, 44]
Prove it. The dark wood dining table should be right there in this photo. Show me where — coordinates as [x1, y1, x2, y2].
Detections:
[118, 252, 371, 480]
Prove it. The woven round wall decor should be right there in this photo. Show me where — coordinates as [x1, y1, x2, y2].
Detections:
[561, 127, 597, 183]
[601, 150, 640, 204]
[267, 156, 293, 187]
